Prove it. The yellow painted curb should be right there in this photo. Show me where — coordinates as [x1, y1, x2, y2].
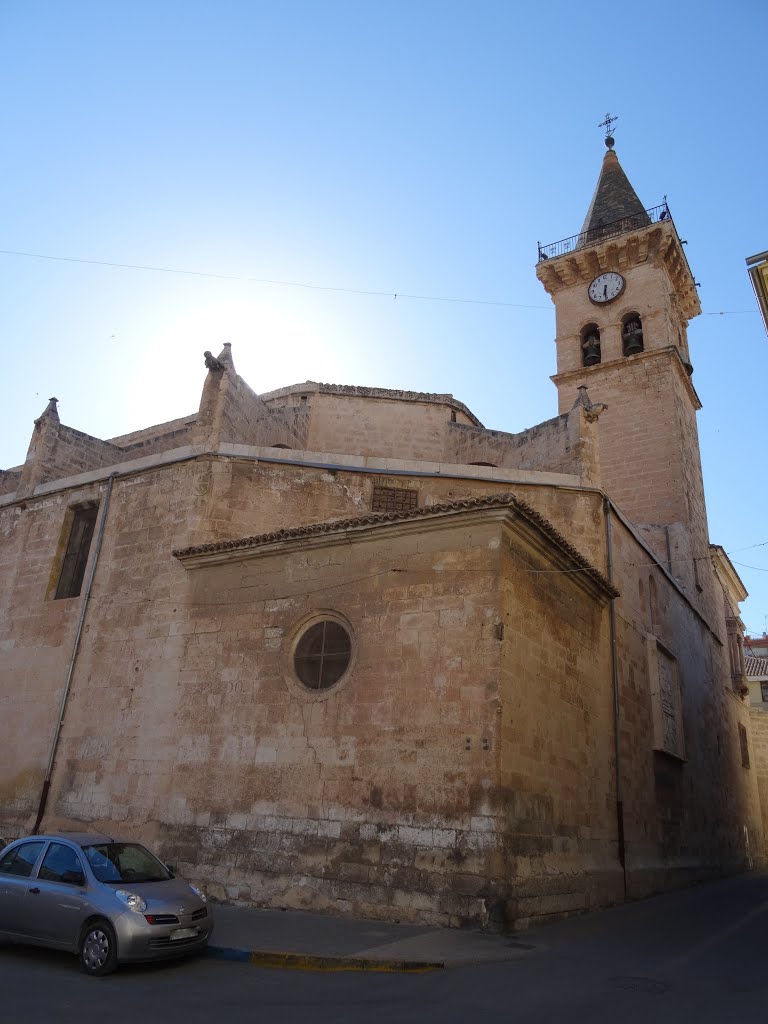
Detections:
[248, 950, 444, 973]
[206, 943, 445, 972]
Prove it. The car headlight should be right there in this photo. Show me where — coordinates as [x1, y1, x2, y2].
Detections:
[115, 889, 147, 913]
[189, 884, 207, 903]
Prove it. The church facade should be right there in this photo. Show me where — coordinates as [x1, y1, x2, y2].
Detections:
[1, 142, 763, 928]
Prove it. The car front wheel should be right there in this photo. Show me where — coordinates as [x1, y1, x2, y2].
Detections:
[79, 919, 118, 977]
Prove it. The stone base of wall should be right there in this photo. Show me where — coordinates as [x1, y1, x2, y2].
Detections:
[501, 866, 626, 931]
[627, 859, 754, 904]
[37, 811, 627, 931]
[156, 819, 503, 930]
[27, 812, 756, 932]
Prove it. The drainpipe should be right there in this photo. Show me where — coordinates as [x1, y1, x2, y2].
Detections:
[32, 472, 117, 834]
[603, 497, 627, 898]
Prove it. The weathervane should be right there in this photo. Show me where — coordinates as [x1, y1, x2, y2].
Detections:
[598, 112, 618, 149]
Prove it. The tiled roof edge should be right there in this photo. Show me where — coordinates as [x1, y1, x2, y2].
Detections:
[746, 655, 768, 679]
[173, 491, 618, 596]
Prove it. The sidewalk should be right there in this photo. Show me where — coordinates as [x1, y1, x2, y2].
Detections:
[204, 903, 537, 972]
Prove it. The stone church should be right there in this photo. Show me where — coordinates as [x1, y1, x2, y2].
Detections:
[1, 139, 764, 928]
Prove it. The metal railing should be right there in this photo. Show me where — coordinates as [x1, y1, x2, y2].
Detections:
[537, 202, 672, 262]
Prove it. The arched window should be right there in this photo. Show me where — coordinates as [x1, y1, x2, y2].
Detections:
[622, 313, 644, 356]
[581, 324, 601, 366]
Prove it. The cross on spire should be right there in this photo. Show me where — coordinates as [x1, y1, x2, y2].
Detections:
[598, 112, 618, 149]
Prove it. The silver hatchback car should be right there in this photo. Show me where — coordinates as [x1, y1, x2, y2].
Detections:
[0, 832, 213, 975]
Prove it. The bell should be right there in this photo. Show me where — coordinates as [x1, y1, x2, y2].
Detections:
[623, 321, 644, 356]
[624, 333, 644, 356]
[582, 335, 601, 366]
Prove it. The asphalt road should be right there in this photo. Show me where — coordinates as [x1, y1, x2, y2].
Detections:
[4, 872, 768, 1023]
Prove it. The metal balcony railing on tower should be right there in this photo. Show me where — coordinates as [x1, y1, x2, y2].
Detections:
[537, 202, 672, 262]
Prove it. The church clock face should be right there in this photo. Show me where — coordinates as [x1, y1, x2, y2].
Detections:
[588, 272, 625, 304]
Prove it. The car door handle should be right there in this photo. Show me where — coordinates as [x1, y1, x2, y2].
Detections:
[28, 887, 40, 894]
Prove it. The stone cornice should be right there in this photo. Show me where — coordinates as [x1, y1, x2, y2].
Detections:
[173, 491, 618, 600]
[710, 544, 748, 604]
[260, 381, 483, 426]
[0, 444, 583, 510]
[552, 346, 702, 412]
[536, 220, 701, 321]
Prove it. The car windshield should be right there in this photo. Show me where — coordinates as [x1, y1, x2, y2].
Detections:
[82, 843, 171, 884]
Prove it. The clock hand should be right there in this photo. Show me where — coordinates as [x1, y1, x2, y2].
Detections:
[603, 285, 607, 298]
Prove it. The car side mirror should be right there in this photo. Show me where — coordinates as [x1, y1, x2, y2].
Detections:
[165, 863, 176, 877]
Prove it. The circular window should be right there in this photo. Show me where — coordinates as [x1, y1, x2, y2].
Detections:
[294, 619, 352, 690]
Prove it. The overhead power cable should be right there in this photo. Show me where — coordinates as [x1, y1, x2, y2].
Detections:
[0, 247, 758, 316]
[0, 248, 550, 310]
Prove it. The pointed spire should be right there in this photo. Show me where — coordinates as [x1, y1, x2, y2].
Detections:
[34, 397, 60, 426]
[581, 147, 649, 239]
[217, 342, 235, 372]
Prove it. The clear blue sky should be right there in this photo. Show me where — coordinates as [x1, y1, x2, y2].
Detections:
[2, 0, 767, 633]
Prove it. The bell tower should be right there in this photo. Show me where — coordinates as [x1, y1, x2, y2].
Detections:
[536, 130, 709, 586]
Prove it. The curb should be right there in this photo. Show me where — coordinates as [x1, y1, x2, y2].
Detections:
[204, 945, 445, 973]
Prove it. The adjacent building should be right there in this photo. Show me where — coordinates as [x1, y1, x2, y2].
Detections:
[747, 251, 768, 336]
[746, 635, 768, 708]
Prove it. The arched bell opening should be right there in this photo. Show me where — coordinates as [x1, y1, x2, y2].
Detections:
[622, 313, 644, 356]
[581, 324, 601, 367]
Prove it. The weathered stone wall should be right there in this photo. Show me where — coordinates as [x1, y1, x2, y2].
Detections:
[446, 416, 574, 473]
[296, 389, 594, 482]
[749, 710, 768, 861]
[0, 468, 21, 496]
[607, 509, 764, 892]
[108, 413, 198, 448]
[113, 425, 197, 459]
[3, 485, 510, 922]
[556, 352, 693, 523]
[264, 402, 312, 450]
[169, 456, 600, 572]
[20, 421, 122, 495]
[497, 515, 619, 926]
[0, 461, 220, 832]
[305, 393, 453, 462]
[197, 369, 311, 451]
[1, 450, 758, 926]
[0, 480, 105, 819]
[8, 367, 589, 511]
[165, 516, 507, 923]
[6, 412, 200, 501]
[263, 382, 479, 426]
[553, 352, 720, 631]
[0, 451, 610, 924]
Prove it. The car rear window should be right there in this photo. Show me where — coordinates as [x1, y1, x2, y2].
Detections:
[83, 843, 170, 883]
